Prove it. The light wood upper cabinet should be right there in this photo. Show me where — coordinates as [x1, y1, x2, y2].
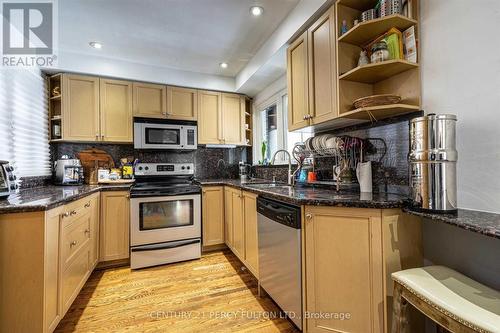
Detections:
[202, 186, 225, 247]
[224, 187, 234, 249]
[99, 79, 133, 142]
[133, 82, 167, 118]
[62, 74, 100, 141]
[222, 93, 245, 145]
[198, 90, 222, 144]
[167, 86, 198, 120]
[304, 206, 384, 333]
[308, 7, 337, 125]
[287, 31, 310, 131]
[242, 191, 258, 277]
[287, 6, 338, 131]
[100, 191, 130, 262]
[231, 189, 245, 260]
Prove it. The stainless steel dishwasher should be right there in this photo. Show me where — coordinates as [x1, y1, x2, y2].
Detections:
[257, 196, 302, 330]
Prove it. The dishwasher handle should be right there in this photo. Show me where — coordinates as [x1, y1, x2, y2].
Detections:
[257, 197, 301, 229]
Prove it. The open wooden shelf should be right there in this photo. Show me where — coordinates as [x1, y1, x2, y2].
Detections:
[339, 14, 417, 45]
[339, 103, 420, 120]
[339, 59, 418, 83]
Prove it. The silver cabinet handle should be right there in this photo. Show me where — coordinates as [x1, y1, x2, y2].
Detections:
[70, 210, 77, 216]
[61, 212, 70, 218]
[84, 202, 91, 208]
[70, 240, 77, 247]
[306, 213, 313, 220]
[84, 229, 90, 235]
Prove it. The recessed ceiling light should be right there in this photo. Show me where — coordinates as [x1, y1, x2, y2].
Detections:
[89, 41, 102, 49]
[250, 6, 264, 16]
[219, 62, 228, 69]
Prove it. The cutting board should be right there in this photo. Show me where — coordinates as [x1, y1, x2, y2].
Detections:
[77, 148, 115, 184]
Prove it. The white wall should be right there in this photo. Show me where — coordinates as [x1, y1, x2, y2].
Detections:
[421, 0, 500, 213]
[51, 50, 235, 92]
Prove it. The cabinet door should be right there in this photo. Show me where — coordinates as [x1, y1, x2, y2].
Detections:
[287, 31, 310, 131]
[100, 79, 133, 142]
[167, 86, 198, 121]
[242, 191, 258, 277]
[224, 187, 234, 249]
[198, 90, 222, 144]
[222, 93, 244, 145]
[62, 74, 100, 141]
[231, 189, 245, 261]
[87, 193, 100, 269]
[202, 186, 225, 247]
[100, 191, 130, 261]
[133, 82, 166, 118]
[304, 206, 384, 333]
[308, 7, 338, 125]
[44, 207, 62, 333]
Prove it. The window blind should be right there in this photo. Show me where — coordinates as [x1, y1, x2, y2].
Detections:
[0, 68, 51, 178]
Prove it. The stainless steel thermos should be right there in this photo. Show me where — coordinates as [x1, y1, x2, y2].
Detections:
[409, 114, 458, 213]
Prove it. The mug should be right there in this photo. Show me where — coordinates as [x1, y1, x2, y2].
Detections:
[356, 161, 372, 192]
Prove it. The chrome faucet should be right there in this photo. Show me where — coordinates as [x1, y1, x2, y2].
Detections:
[270, 149, 294, 185]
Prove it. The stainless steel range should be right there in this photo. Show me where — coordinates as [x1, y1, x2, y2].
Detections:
[130, 163, 201, 269]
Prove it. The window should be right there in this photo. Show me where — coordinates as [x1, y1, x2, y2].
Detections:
[253, 89, 312, 164]
[0, 68, 51, 178]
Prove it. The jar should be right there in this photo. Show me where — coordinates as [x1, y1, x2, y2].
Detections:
[371, 41, 390, 63]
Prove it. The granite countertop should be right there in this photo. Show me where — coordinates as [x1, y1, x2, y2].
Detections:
[196, 178, 408, 209]
[403, 208, 500, 239]
[198, 178, 500, 239]
[0, 184, 131, 213]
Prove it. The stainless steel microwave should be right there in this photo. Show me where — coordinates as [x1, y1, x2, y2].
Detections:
[133, 118, 197, 150]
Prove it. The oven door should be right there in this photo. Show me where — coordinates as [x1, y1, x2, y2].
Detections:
[130, 194, 201, 246]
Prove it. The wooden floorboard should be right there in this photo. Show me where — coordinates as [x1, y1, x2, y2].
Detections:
[55, 250, 300, 333]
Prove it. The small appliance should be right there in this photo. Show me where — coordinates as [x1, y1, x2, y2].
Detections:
[238, 162, 251, 180]
[134, 118, 197, 150]
[409, 114, 458, 213]
[130, 162, 201, 269]
[54, 155, 84, 185]
[0, 161, 17, 198]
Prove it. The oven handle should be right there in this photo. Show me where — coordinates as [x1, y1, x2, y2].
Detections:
[131, 239, 200, 252]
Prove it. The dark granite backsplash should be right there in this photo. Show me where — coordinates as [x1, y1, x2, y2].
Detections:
[50, 143, 250, 180]
[253, 114, 418, 192]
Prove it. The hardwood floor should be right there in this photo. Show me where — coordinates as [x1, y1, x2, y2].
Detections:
[55, 250, 299, 333]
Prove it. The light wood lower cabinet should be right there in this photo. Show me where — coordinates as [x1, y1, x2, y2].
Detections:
[242, 191, 259, 277]
[100, 191, 130, 262]
[303, 206, 422, 333]
[0, 192, 101, 333]
[201, 186, 225, 247]
[220, 187, 258, 277]
[224, 187, 234, 249]
[231, 188, 245, 260]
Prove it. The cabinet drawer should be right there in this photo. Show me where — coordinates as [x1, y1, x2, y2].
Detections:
[60, 195, 95, 224]
[61, 246, 90, 312]
[61, 210, 91, 268]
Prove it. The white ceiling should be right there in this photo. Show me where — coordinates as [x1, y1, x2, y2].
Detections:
[59, 0, 300, 78]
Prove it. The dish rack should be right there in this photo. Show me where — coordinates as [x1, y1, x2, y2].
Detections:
[292, 136, 387, 191]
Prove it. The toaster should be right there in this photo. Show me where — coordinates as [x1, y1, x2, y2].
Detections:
[0, 161, 17, 198]
[54, 155, 84, 185]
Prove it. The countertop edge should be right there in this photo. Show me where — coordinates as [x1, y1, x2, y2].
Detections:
[0, 185, 132, 214]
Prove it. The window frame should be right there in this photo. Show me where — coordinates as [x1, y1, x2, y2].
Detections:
[252, 88, 289, 165]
